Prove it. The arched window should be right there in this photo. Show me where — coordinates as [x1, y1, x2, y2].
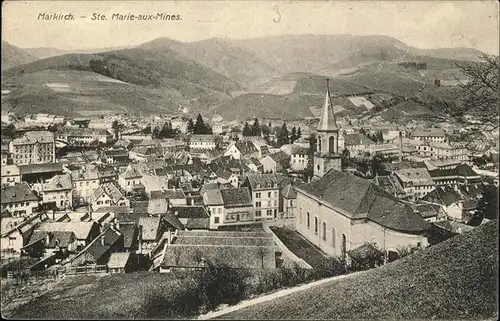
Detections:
[341, 234, 347, 259]
[307, 212, 310, 229]
[318, 136, 322, 152]
[331, 227, 336, 248]
[322, 222, 326, 241]
[314, 217, 318, 234]
[329, 136, 335, 153]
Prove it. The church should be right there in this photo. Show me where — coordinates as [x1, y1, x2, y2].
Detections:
[295, 80, 430, 259]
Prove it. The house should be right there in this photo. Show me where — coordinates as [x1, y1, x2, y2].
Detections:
[411, 203, 447, 223]
[56, 127, 113, 145]
[189, 134, 217, 150]
[9, 131, 55, 165]
[242, 174, 290, 221]
[91, 182, 130, 211]
[428, 164, 482, 188]
[168, 206, 210, 230]
[107, 252, 134, 274]
[244, 157, 263, 173]
[1, 214, 45, 256]
[343, 133, 375, 157]
[118, 167, 143, 193]
[18, 162, 64, 184]
[411, 128, 446, 143]
[164, 189, 187, 206]
[35, 221, 101, 249]
[137, 215, 162, 248]
[71, 165, 100, 205]
[25, 230, 78, 260]
[417, 142, 468, 161]
[295, 170, 430, 260]
[279, 183, 297, 219]
[0, 183, 39, 217]
[35, 174, 73, 210]
[159, 138, 185, 154]
[112, 139, 133, 151]
[1, 164, 21, 186]
[290, 146, 309, 171]
[421, 186, 473, 223]
[129, 146, 161, 162]
[372, 175, 406, 199]
[101, 148, 130, 165]
[215, 169, 239, 188]
[140, 173, 170, 197]
[394, 167, 436, 201]
[224, 140, 260, 160]
[68, 227, 123, 267]
[261, 151, 291, 174]
[1, 150, 10, 166]
[96, 165, 118, 184]
[159, 230, 275, 272]
[204, 187, 254, 229]
[425, 159, 463, 170]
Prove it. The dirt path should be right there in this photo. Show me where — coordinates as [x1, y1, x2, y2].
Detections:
[198, 270, 366, 320]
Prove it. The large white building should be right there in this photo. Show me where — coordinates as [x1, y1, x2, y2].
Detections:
[9, 131, 55, 165]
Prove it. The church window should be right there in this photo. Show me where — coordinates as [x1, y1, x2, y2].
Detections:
[307, 212, 310, 229]
[329, 136, 335, 153]
[314, 217, 318, 234]
[332, 228, 336, 247]
[341, 234, 347, 260]
[318, 137, 322, 152]
[322, 222, 326, 241]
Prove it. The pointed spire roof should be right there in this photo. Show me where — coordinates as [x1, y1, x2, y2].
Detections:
[317, 79, 338, 132]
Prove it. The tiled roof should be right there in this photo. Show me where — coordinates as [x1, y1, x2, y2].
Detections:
[343, 133, 375, 146]
[170, 206, 209, 219]
[268, 151, 291, 163]
[422, 186, 463, 207]
[1, 182, 39, 204]
[297, 170, 430, 232]
[28, 230, 75, 248]
[204, 189, 224, 206]
[43, 174, 72, 191]
[71, 167, 99, 181]
[372, 175, 404, 195]
[18, 163, 63, 175]
[245, 173, 290, 190]
[37, 221, 97, 240]
[107, 252, 131, 269]
[164, 189, 185, 200]
[103, 148, 129, 157]
[138, 216, 161, 241]
[120, 168, 142, 179]
[235, 140, 259, 155]
[11, 131, 54, 145]
[429, 164, 478, 178]
[161, 244, 275, 269]
[281, 184, 297, 199]
[220, 187, 252, 207]
[58, 127, 111, 137]
[395, 168, 435, 186]
[118, 222, 138, 249]
[290, 146, 309, 155]
[93, 182, 125, 204]
[163, 213, 185, 231]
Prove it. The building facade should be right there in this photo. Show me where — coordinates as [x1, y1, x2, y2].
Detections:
[9, 131, 55, 165]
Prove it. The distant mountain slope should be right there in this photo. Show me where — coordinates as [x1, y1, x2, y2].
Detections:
[1, 48, 242, 117]
[1, 41, 37, 71]
[23, 47, 68, 60]
[218, 220, 499, 320]
[140, 37, 282, 87]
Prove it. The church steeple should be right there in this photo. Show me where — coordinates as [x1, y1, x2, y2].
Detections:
[317, 78, 338, 132]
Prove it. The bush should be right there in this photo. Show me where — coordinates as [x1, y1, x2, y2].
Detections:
[311, 257, 347, 279]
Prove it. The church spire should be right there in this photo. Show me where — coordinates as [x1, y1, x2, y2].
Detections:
[317, 78, 338, 132]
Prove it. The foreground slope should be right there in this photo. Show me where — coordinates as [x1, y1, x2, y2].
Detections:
[218, 220, 499, 320]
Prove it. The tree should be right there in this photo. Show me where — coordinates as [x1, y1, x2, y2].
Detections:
[455, 54, 499, 128]
[152, 127, 160, 139]
[1, 123, 16, 138]
[187, 118, 195, 134]
[111, 120, 123, 140]
[242, 122, 252, 136]
[297, 127, 302, 139]
[194, 114, 207, 134]
[290, 126, 297, 144]
[277, 123, 289, 146]
[261, 123, 271, 136]
[476, 185, 499, 220]
[252, 118, 261, 136]
[308, 134, 317, 156]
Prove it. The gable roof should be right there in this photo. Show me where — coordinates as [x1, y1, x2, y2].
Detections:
[234, 140, 259, 155]
[138, 216, 161, 241]
[1, 182, 39, 204]
[422, 186, 463, 207]
[118, 222, 138, 249]
[36, 221, 97, 240]
[204, 189, 224, 206]
[120, 168, 142, 180]
[343, 133, 375, 146]
[296, 170, 430, 232]
[43, 174, 72, 191]
[107, 252, 132, 269]
[220, 187, 252, 207]
[93, 182, 125, 204]
[268, 151, 291, 163]
[281, 184, 297, 199]
[245, 173, 290, 190]
[395, 168, 435, 186]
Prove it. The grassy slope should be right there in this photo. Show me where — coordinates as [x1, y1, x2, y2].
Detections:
[219, 220, 499, 320]
[9, 272, 199, 319]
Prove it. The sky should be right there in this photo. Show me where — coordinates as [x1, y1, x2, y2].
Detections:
[2, 0, 499, 54]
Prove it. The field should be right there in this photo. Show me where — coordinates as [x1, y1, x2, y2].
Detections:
[219, 221, 499, 320]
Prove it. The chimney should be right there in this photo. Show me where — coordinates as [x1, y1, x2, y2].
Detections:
[399, 131, 403, 163]
[46, 232, 50, 245]
[101, 236, 105, 246]
[174, 211, 179, 217]
[115, 219, 120, 231]
[166, 230, 172, 245]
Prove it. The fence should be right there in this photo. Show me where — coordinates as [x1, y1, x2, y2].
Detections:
[64, 265, 108, 275]
[263, 224, 312, 269]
